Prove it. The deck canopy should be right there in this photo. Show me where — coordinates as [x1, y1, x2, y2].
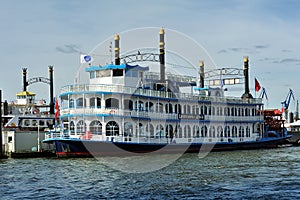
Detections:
[85, 63, 149, 72]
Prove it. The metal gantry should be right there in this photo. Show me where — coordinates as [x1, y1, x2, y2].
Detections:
[205, 68, 244, 86]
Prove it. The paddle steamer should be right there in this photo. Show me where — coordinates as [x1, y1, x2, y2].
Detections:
[43, 29, 290, 157]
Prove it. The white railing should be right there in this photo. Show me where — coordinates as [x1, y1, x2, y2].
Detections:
[61, 108, 179, 120]
[60, 84, 263, 104]
[204, 115, 263, 122]
[60, 107, 263, 122]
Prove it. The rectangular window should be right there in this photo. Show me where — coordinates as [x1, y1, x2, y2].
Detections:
[90, 71, 95, 79]
[125, 69, 131, 77]
[132, 70, 138, 77]
[96, 70, 111, 77]
[113, 69, 123, 77]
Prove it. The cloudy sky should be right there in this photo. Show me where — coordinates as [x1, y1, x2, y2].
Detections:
[1, 0, 300, 109]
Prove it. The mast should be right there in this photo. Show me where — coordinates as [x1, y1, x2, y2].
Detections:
[49, 66, 54, 115]
[296, 100, 299, 121]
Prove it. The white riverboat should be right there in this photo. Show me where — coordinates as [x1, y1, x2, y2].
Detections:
[43, 29, 290, 157]
[1, 67, 56, 154]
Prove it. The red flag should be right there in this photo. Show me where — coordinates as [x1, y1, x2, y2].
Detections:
[255, 78, 261, 92]
[55, 98, 60, 120]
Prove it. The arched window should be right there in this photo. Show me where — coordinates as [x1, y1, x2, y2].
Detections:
[201, 125, 208, 137]
[156, 124, 164, 138]
[216, 107, 220, 115]
[219, 107, 223, 115]
[124, 99, 133, 110]
[254, 122, 261, 133]
[252, 108, 256, 116]
[175, 104, 182, 114]
[246, 126, 251, 137]
[231, 107, 235, 116]
[225, 107, 230, 116]
[69, 99, 74, 108]
[145, 102, 154, 112]
[90, 120, 102, 134]
[241, 108, 244, 116]
[245, 108, 249, 116]
[239, 126, 245, 137]
[192, 105, 199, 115]
[106, 121, 119, 136]
[166, 124, 174, 138]
[156, 103, 163, 113]
[238, 107, 241, 116]
[76, 120, 86, 134]
[193, 125, 200, 138]
[184, 125, 191, 138]
[90, 97, 95, 107]
[105, 98, 119, 109]
[146, 123, 154, 137]
[69, 121, 75, 133]
[124, 122, 133, 137]
[200, 105, 204, 115]
[217, 126, 223, 137]
[137, 123, 144, 136]
[208, 106, 212, 115]
[165, 103, 173, 114]
[209, 126, 216, 137]
[224, 125, 230, 137]
[204, 105, 208, 115]
[76, 98, 86, 108]
[184, 104, 191, 114]
[90, 97, 101, 108]
[232, 126, 238, 137]
[174, 125, 182, 138]
[211, 106, 215, 115]
[135, 100, 144, 111]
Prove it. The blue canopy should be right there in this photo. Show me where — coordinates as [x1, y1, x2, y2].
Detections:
[85, 63, 149, 72]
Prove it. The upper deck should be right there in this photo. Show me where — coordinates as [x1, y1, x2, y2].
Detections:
[60, 83, 262, 105]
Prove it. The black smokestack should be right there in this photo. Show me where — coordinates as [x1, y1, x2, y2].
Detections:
[22, 68, 28, 92]
[199, 60, 204, 88]
[3, 100, 8, 115]
[49, 66, 54, 115]
[241, 56, 253, 99]
[114, 34, 120, 65]
[159, 28, 165, 82]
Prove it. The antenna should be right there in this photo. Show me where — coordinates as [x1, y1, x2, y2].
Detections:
[109, 41, 112, 64]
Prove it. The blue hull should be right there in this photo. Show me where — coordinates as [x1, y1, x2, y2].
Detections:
[44, 136, 291, 158]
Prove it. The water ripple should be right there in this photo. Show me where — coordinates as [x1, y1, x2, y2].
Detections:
[1, 147, 300, 199]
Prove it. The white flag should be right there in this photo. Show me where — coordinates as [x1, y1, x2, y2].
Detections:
[80, 54, 93, 63]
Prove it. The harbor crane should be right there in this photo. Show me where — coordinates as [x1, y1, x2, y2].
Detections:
[259, 87, 268, 100]
[281, 88, 295, 122]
